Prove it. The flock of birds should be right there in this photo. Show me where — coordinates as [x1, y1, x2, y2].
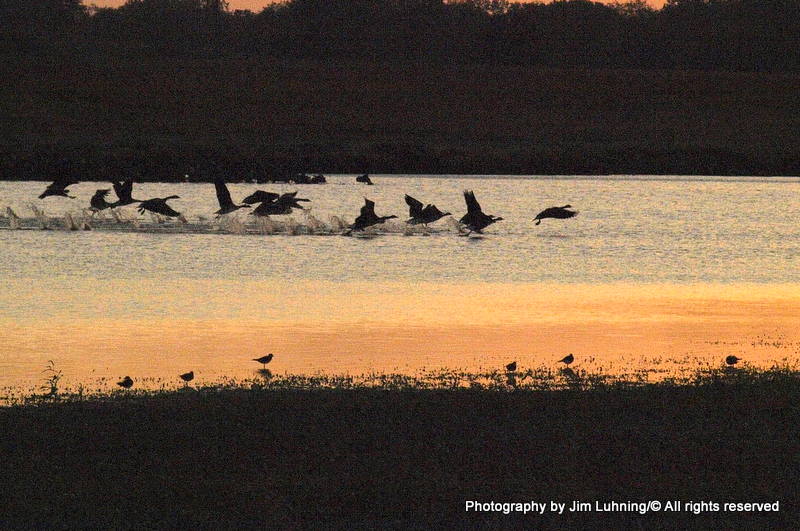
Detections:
[116, 354, 275, 389]
[32, 175, 579, 235]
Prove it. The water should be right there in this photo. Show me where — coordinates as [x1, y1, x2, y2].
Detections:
[2, 175, 800, 392]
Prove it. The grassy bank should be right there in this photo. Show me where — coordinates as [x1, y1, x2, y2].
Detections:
[1, 368, 798, 527]
[3, 57, 800, 179]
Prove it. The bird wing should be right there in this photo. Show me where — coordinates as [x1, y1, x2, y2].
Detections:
[243, 190, 279, 204]
[463, 190, 482, 214]
[423, 204, 445, 218]
[361, 198, 376, 217]
[405, 195, 424, 218]
[50, 176, 78, 189]
[214, 179, 234, 208]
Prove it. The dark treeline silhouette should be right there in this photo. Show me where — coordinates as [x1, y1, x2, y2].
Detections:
[3, 0, 800, 71]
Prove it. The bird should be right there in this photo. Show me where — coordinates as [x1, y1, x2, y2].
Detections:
[505, 361, 517, 372]
[253, 354, 274, 368]
[459, 190, 503, 234]
[38, 177, 78, 199]
[89, 189, 115, 212]
[110, 178, 141, 207]
[213, 179, 250, 217]
[725, 355, 740, 366]
[249, 191, 310, 216]
[558, 354, 574, 365]
[356, 173, 373, 185]
[533, 205, 578, 225]
[242, 190, 280, 205]
[117, 376, 134, 389]
[405, 195, 451, 226]
[345, 198, 397, 234]
[179, 371, 194, 383]
[137, 196, 183, 218]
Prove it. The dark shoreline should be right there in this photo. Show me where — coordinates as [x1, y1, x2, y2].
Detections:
[2, 371, 798, 527]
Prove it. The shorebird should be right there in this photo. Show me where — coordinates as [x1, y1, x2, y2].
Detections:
[39, 177, 78, 199]
[533, 205, 578, 225]
[459, 190, 502, 234]
[405, 195, 451, 226]
[90, 189, 115, 212]
[179, 371, 194, 384]
[213, 179, 250, 217]
[356, 174, 373, 185]
[253, 354, 274, 368]
[111, 178, 141, 207]
[505, 361, 517, 372]
[117, 376, 134, 389]
[138, 196, 183, 218]
[725, 355, 740, 366]
[558, 354, 574, 365]
[345, 198, 397, 234]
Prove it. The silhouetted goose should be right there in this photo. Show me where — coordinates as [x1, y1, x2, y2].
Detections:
[558, 354, 574, 365]
[213, 179, 250, 217]
[405, 195, 451, 226]
[505, 361, 517, 372]
[90, 189, 115, 211]
[459, 190, 503, 234]
[117, 376, 134, 389]
[242, 190, 280, 205]
[253, 354, 273, 368]
[137, 196, 182, 218]
[249, 191, 310, 216]
[39, 177, 78, 199]
[179, 371, 194, 383]
[111, 178, 141, 207]
[345, 198, 397, 234]
[725, 355, 740, 366]
[533, 205, 577, 225]
[356, 173, 373, 185]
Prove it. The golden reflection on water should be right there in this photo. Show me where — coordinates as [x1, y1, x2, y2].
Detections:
[2, 280, 800, 389]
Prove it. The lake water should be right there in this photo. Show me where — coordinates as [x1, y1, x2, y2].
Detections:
[2, 175, 800, 394]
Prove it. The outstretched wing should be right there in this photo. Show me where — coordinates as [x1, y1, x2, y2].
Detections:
[422, 204, 445, 218]
[112, 179, 134, 202]
[214, 179, 234, 209]
[361, 198, 376, 218]
[405, 195, 424, 218]
[243, 190, 280, 205]
[463, 190, 482, 214]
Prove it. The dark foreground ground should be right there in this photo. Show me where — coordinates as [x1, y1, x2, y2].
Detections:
[2, 376, 799, 528]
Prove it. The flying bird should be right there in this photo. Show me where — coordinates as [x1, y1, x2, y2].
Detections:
[356, 173, 374, 185]
[89, 189, 115, 212]
[117, 376, 134, 389]
[505, 361, 517, 372]
[533, 205, 578, 225]
[459, 190, 503, 234]
[405, 195, 451, 226]
[39, 177, 78, 199]
[558, 354, 574, 365]
[111, 178, 141, 207]
[725, 355, 740, 366]
[242, 190, 280, 205]
[213, 179, 250, 217]
[179, 371, 194, 383]
[249, 191, 310, 216]
[253, 354, 274, 368]
[137, 196, 183, 218]
[345, 198, 397, 234]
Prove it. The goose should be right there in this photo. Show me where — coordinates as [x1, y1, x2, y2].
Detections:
[533, 205, 577, 225]
[356, 173, 373, 185]
[459, 190, 502, 234]
[213, 179, 250, 217]
[138, 196, 183, 218]
[111, 178, 141, 207]
[405, 195, 451, 226]
[39, 177, 78, 199]
[345, 198, 397, 234]
[725, 355, 740, 366]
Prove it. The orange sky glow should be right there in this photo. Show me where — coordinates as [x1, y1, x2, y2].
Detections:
[90, 0, 667, 12]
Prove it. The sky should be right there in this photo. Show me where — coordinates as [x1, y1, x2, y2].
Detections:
[90, 0, 667, 12]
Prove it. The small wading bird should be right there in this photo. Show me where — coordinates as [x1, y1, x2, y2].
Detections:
[405, 195, 451, 226]
[725, 355, 741, 366]
[345, 198, 397, 235]
[138, 196, 183, 218]
[253, 354, 274, 368]
[533, 205, 578, 225]
[558, 354, 574, 365]
[117, 376, 134, 389]
[505, 361, 517, 372]
[111, 178, 141, 207]
[213, 179, 250, 217]
[39, 177, 78, 199]
[356, 173, 373, 185]
[179, 371, 194, 384]
[460, 190, 503, 234]
[90, 189, 115, 212]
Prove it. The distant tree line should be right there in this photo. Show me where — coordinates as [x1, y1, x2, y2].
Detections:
[2, 0, 800, 71]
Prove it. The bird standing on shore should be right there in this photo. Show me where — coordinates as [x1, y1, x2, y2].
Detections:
[505, 361, 517, 372]
[459, 190, 502, 234]
[405, 195, 451, 226]
[253, 354, 273, 368]
[39, 177, 78, 199]
[533, 205, 578, 225]
[345, 198, 397, 234]
[117, 376, 134, 389]
[213, 179, 250, 217]
[558, 354, 574, 365]
[179, 371, 194, 384]
[725, 355, 740, 366]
